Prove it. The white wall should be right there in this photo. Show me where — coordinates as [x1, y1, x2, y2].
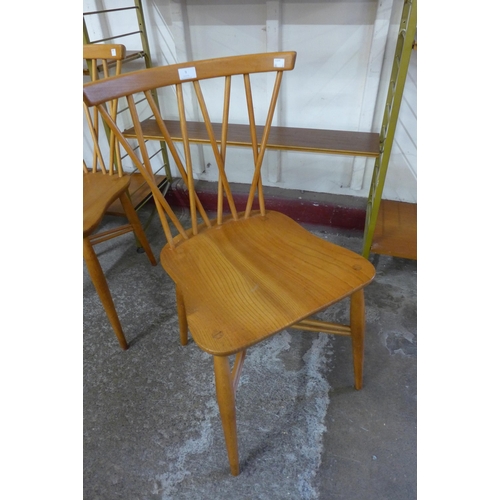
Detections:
[83, 0, 416, 203]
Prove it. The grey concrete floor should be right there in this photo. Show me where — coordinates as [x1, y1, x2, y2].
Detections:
[83, 205, 417, 500]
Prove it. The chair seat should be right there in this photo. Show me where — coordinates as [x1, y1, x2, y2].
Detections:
[161, 210, 376, 356]
[83, 173, 131, 237]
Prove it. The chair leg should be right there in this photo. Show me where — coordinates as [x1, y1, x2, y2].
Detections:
[213, 355, 240, 476]
[350, 289, 365, 390]
[118, 192, 157, 266]
[176, 286, 189, 346]
[83, 237, 128, 350]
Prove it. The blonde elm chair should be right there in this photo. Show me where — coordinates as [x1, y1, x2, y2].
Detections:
[83, 43, 157, 350]
[83, 52, 375, 472]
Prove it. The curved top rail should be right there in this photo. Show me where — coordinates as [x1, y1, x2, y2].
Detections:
[83, 43, 126, 61]
[83, 51, 297, 107]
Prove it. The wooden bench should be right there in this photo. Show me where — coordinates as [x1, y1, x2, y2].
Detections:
[117, 107, 415, 263]
[119, 120, 380, 216]
[123, 120, 380, 158]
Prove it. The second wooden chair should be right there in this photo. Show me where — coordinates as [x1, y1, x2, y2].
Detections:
[83, 44, 157, 350]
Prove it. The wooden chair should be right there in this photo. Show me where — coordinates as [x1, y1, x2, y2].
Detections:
[83, 52, 376, 472]
[83, 43, 157, 350]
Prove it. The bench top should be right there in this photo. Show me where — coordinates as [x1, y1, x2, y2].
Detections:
[123, 119, 380, 158]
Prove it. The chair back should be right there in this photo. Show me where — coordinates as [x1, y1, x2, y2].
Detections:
[83, 52, 297, 247]
[83, 44, 127, 176]
[84, 43, 126, 81]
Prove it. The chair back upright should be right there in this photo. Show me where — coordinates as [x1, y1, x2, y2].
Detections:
[83, 44, 127, 177]
[83, 52, 297, 247]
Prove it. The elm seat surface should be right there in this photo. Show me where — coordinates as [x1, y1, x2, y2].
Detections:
[161, 210, 376, 356]
[83, 173, 130, 237]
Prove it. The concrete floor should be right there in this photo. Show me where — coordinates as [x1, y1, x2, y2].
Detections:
[83, 205, 417, 500]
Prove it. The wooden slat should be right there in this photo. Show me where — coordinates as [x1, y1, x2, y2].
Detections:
[371, 200, 417, 260]
[290, 318, 351, 336]
[123, 120, 380, 157]
[106, 173, 167, 215]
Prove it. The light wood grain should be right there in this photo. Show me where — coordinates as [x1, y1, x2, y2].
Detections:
[83, 173, 130, 237]
[371, 200, 417, 259]
[123, 119, 380, 157]
[84, 52, 376, 474]
[161, 210, 375, 356]
[290, 318, 351, 336]
[83, 43, 126, 62]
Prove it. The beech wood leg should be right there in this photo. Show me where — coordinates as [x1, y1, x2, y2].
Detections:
[350, 289, 365, 390]
[119, 192, 157, 266]
[83, 237, 128, 350]
[213, 355, 240, 476]
[176, 286, 189, 346]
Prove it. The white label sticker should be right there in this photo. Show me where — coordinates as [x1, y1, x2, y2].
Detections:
[111, 48, 116, 56]
[178, 67, 197, 80]
[274, 58, 285, 68]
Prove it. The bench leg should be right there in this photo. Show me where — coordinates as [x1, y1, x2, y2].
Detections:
[350, 289, 365, 390]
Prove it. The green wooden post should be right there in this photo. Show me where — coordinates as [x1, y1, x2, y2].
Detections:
[362, 0, 417, 258]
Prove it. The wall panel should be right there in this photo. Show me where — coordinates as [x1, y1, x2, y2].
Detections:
[83, 0, 416, 202]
